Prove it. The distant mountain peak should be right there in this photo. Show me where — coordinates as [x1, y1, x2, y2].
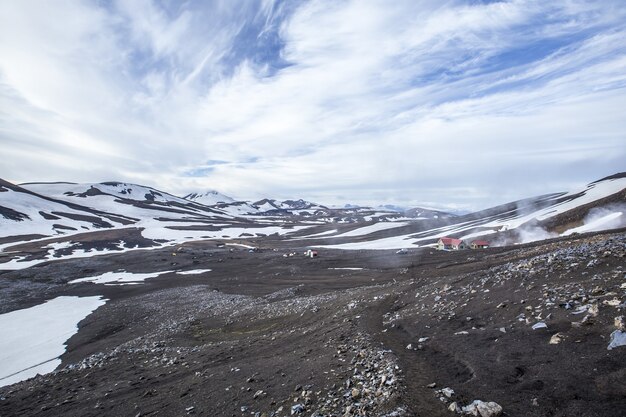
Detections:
[183, 190, 234, 205]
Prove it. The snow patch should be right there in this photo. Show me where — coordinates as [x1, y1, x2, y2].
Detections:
[329, 222, 409, 238]
[328, 267, 364, 271]
[69, 270, 173, 285]
[563, 206, 625, 236]
[177, 269, 212, 275]
[0, 296, 107, 387]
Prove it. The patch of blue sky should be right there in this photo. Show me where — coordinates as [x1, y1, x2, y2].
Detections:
[414, 32, 589, 85]
[218, 0, 307, 79]
[204, 159, 229, 166]
[481, 32, 592, 73]
[183, 167, 216, 177]
[221, 17, 291, 78]
[183, 160, 231, 177]
[242, 157, 259, 164]
[184, 158, 262, 177]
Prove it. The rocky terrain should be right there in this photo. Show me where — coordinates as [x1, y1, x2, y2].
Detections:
[0, 227, 625, 416]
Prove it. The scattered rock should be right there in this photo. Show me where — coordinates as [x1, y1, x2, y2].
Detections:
[532, 322, 547, 330]
[607, 330, 626, 350]
[462, 400, 503, 417]
[441, 387, 454, 398]
[549, 333, 566, 344]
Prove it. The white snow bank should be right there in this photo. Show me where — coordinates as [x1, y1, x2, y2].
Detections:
[0, 296, 106, 387]
[69, 270, 173, 285]
[177, 269, 212, 275]
[0, 238, 148, 271]
[295, 229, 339, 239]
[328, 267, 364, 270]
[316, 233, 420, 250]
[141, 224, 311, 244]
[329, 222, 409, 238]
[225, 243, 257, 249]
[563, 212, 624, 236]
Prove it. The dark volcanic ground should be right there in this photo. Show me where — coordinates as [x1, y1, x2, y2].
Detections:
[0, 229, 625, 416]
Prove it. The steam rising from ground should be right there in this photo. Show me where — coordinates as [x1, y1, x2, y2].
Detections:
[516, 226, 557, 245]
[563, 204, 626, 236]
[514, 203, 626, 244]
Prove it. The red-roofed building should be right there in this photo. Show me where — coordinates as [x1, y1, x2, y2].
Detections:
[470, 240, 490, 249]
[437, 237, 467, 250]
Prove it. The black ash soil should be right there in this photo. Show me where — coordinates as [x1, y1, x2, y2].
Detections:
[0, 230, 625, 416]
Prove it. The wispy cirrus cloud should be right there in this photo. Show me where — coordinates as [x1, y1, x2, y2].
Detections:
[1, 0, 625, 209]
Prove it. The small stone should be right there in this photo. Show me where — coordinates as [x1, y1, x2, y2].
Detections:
[291, 404, 305, 415]
[462, 400, 502, 417]
[549, 333, 565, 344]
[351, 388, 360, 399]
[591, 286, 604, 295]
[427, 383, 437, 388]
[607, 330, 626, 350]
[532, 322, 547, 330]
[448, 402, 459, 412]
[477, 401, 503, 417]
[441, 387, 454, 398]
[614, 316, 625, 331]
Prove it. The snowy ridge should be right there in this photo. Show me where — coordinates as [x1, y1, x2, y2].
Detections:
[2, 174, 625, 251]
[184, 190, 235, 205]
[313, 176, 626, 249]
[1, 180, 312, 246]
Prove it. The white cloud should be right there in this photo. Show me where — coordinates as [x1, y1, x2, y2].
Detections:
[0, 0, 625, 209]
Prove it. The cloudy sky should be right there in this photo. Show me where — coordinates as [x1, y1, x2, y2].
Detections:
[1, 0, 625, 211]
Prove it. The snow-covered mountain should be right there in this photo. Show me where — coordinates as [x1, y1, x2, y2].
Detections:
[298, 174, 626, 249]
[2, 174, 625, 250]
[183, 190, 235, 206]
[252, 198, 328, 215]
[0, 181, 242, 240]
[0, 180, 138, 237]
[23, 181, 196, 205]
[402, 206, 457, 220]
